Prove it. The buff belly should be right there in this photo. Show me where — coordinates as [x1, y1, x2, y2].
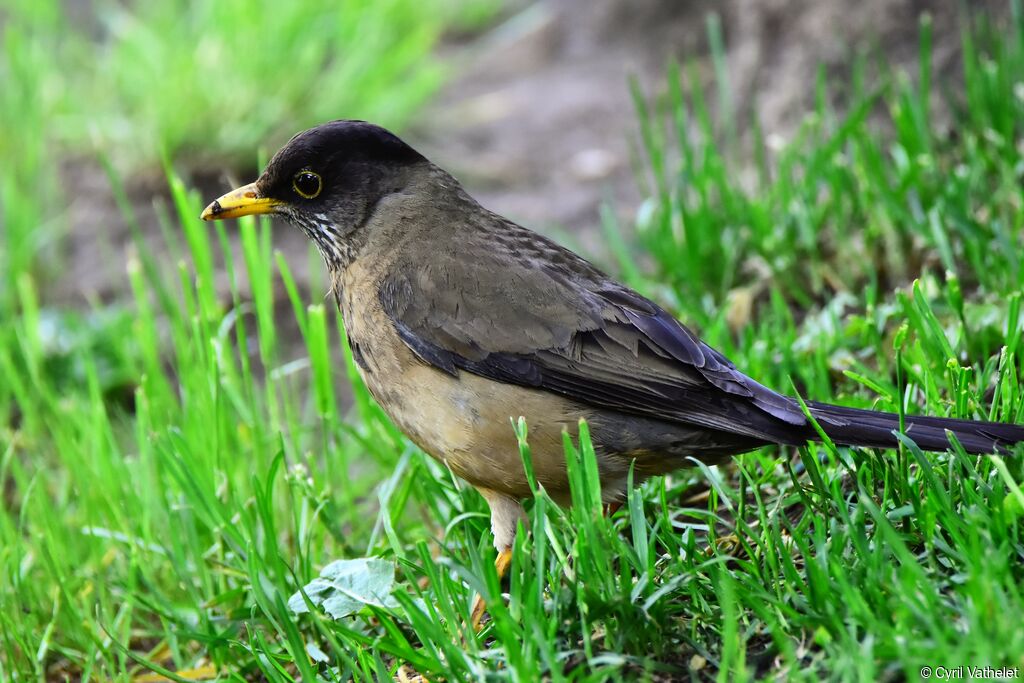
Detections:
[358, 352, 586, 499]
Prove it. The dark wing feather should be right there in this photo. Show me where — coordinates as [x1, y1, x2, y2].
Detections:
[380, 231, 811, 444]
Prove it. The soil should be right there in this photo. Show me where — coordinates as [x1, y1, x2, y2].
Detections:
[51, 0, 1010, 334]
[416, 0, 1009, 236]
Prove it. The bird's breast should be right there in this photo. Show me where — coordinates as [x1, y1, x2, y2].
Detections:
[335, 259, 584, 497]
[339, 259, 479, 455]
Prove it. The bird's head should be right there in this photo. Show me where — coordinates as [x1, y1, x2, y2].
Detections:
[201, 120, 427, 269]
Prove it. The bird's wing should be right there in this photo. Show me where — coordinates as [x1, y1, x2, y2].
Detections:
[380, 233, 809, 443]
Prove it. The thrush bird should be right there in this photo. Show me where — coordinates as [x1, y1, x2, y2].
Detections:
[202, 120, 1024, 623]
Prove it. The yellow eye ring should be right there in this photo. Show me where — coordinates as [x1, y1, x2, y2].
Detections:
[293, 171, 322, 199]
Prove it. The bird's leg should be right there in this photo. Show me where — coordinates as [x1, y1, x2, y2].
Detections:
[469, 489, 525, 630]
[603, 500, 623, 517]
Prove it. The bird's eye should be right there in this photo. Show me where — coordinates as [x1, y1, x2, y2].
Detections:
[292, 171, 322, 199]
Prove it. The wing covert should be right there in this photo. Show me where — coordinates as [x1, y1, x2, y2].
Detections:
[379, 240, 809, 443]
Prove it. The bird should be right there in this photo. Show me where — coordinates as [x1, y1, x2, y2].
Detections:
[202, 119, 1024, 626]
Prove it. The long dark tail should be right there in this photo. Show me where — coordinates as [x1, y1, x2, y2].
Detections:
[805, 401, 1024, 454]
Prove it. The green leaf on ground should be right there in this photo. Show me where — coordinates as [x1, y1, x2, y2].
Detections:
[288, 558, 398, 619]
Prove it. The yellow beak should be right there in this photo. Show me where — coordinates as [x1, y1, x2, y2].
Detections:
[200, 182, 284, 221]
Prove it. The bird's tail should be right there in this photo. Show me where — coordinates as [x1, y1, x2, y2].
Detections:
[805, 401, 1024, 455]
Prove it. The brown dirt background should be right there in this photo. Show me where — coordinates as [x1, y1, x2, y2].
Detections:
[56, 0, 1010, 319]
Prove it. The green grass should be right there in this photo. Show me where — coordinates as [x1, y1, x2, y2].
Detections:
[0, 0, 497, 313]
[71, 0, 438, 167]
[3, 3, 1024, 681]
[2, 0, 501, 167]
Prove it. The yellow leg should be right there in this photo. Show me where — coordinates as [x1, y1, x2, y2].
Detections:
[469, 546, 513, 630]
[468, 489, 524, 632]
[494, 546, 513, 577]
